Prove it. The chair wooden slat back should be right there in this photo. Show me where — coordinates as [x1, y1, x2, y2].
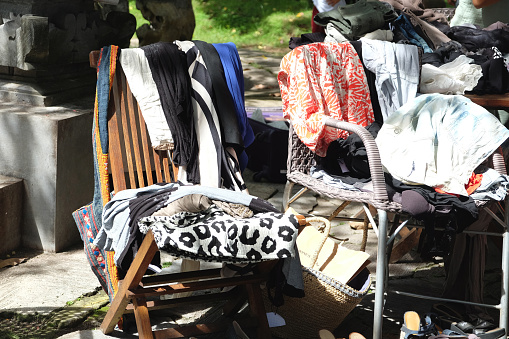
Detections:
[107, 61, 177, 193]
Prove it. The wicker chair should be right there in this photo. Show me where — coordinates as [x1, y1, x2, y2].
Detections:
[283, 116, 509, 339]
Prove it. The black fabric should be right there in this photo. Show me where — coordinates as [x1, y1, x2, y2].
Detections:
[245, 118, 289, 183]
[316, 121, 478, 232]
[401, 189, 435, 218]
[350, 40, 384, 123]
[193, 40, 244, 153]
[318, 121, 383, 179]
[421, 40, 470, 67]
[444, 26, 509, 53]
[386, 175, 479, 232]
[289, 32, 326, 50]
[116, 185, 178, 278]
[470, 53, 509, 95]
[142, 42, 200, 184]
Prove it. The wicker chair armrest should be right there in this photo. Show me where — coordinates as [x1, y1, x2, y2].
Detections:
[324, 118, 389, 202]
[492, 147, 507, 176]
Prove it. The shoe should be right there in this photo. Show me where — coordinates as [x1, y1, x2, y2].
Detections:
[472, 318, 497, 333]
[400, 311, 439, 338]
[450, 322, 505, 339]
[349, 332, 366, 339]
[431, 303, 465, 329]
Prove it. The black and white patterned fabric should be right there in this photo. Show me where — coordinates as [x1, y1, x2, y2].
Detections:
[138, 205, 299, 263]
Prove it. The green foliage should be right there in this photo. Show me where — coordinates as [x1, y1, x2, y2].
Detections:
[128, 0, 149, 30]
[128, 0, 313, 54]
[193, 0, 313, 54]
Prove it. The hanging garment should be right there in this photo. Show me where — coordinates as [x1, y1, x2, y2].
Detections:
[213, 42, 255, 170]
[376, 93, 509, 196]
[73, 45, 120, 301]
[193, 40, 244, 153]
[360, 39, 420, 120]
[278, 42, 374, 157]
[118, 48, 174, 150]
[142, 42, 200, 184]
[174, 40, 246, 192]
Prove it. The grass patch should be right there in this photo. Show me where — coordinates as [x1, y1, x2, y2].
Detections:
[129, 0, 313, 55]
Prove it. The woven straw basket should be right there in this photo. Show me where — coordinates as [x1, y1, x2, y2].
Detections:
[264, 217, 371, 339]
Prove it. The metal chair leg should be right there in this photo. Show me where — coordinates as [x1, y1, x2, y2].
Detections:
[373, 209, 388, 339]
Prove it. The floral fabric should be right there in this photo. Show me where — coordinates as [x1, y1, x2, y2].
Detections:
[278, 42, 374, 157]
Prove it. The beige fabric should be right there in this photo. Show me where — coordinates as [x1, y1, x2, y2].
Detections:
[211, 200, 254, 218]
[152, 194, 212, 216]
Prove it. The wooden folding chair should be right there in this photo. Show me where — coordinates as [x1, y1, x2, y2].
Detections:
[89, 50, 300, 339]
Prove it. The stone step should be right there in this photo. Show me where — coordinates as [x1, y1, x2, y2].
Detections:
[0, 175, 23, 255]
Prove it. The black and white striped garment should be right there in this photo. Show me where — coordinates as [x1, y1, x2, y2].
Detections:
[174, 40, 247, 192]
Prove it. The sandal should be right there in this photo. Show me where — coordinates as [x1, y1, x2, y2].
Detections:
[400, 311, 439, 338]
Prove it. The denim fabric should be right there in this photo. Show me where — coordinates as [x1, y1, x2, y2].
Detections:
[376, 93, 509, 196]
[393, 14, 433, 53]
[95, 47, 113, 154]
[92, 46, 115, 219]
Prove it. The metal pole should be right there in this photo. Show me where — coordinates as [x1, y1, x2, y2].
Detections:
[499, 198, 509, 332]
[373, 209, 388, 339]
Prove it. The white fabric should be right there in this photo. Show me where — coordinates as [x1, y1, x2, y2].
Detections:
[360, 39, 420, 120]
[376, 94, 509, 196]
[119, 48, 174, 150]
[324, 23, 348, 43]
[420, 55, 483, 95]
[312, 0, 346, 13]
[174, 40, 221, 187]
[450, 0, 483, 28]
[362, 29, 393, 41]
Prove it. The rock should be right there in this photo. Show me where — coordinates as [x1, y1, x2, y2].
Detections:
[135, 0, 195, 46]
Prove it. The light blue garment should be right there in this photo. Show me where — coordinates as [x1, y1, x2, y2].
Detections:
[360, 39, 420, 120]
[310, 166, 361, 191]
[376, 94, 509, 196]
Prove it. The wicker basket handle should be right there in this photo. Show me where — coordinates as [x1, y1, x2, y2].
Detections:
[304, 216, 332, 268]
